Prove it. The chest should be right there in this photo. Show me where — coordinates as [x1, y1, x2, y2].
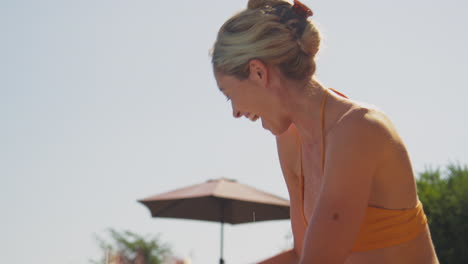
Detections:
[300, 140, 325, 222]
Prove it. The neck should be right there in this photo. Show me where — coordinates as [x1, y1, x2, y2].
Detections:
[280, 78, 328, 142]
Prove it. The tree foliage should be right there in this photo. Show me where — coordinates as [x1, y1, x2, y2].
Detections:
[417, 163, 468, 264]
[90, 228, 172, 264]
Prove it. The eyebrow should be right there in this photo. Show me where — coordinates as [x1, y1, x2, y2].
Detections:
[218, 85, 224, 92]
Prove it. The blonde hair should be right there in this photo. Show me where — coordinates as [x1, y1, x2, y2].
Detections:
[211, 0, 321, 80]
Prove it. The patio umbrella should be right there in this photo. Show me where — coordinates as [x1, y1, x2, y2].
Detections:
[138, 178, 290, 264]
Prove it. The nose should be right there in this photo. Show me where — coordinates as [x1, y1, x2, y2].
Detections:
[232, 105, 253, 119]
[232, 103, 249, 118]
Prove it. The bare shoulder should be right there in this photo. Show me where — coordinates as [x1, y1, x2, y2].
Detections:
[327, 105, 397, 163]
[318, 106, 398, 207]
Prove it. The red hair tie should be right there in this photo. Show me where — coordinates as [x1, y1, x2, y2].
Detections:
[292, 0, 313, 18]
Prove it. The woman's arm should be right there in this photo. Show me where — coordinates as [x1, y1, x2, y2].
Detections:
[257, 248, 299, 264]
[256, 124, 304, 264]
[299, 111, 388, 264]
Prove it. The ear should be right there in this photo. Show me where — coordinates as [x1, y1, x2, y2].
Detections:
[248, 59, 269, 87]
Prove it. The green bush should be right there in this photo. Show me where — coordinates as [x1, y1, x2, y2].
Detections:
[417, 163, 468, 264]
[90, 228, 172, 264]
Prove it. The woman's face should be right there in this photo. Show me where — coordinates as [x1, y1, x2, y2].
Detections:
[214, 70, 291, 136]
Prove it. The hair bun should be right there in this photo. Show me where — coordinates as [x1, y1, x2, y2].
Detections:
[247, 0, 267, 9]
[247, 0, 288, 9]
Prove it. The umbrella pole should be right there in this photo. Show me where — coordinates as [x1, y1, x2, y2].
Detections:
[220, 220, 225, 264]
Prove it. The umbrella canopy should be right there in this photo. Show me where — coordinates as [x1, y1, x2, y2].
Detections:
[138, 178, 290, 224]
[139, 178, 290, 264]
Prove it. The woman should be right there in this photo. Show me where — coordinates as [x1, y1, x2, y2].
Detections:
[211, 0, 439, 263]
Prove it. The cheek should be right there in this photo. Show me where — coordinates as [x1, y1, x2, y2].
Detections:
[233, 97, 251, 111]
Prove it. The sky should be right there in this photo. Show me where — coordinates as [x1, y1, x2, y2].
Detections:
[1, 0, 467, 263]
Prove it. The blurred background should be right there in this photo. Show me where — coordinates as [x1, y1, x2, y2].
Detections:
[1, 0, 467, 263]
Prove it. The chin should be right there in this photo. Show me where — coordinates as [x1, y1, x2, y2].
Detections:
[266, 128, 279, 136]
[262, 118, 290, 136]
[271, 125, 289, 136]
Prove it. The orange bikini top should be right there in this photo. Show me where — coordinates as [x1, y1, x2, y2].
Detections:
[298, 88, 427, 252]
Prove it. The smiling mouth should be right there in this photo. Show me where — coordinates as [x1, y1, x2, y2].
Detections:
[246, 113, 259, 122]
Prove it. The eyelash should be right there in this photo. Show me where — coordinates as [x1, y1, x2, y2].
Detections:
[225, 96, 231, 102]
